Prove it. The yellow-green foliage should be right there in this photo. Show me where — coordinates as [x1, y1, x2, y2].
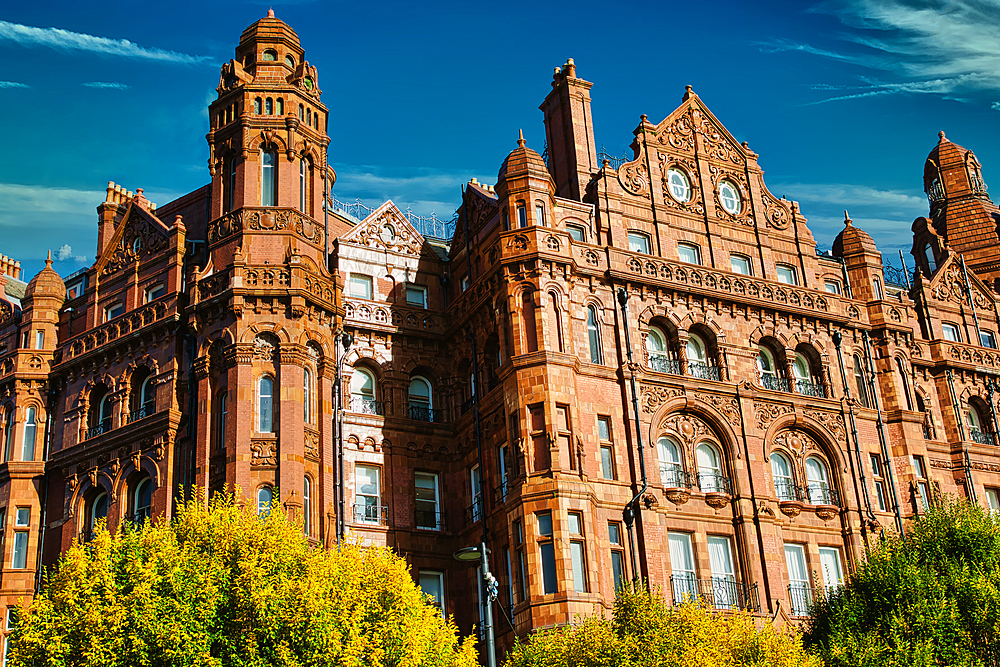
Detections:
[8, 491, 478, 667]
[504, 586, 820, 667]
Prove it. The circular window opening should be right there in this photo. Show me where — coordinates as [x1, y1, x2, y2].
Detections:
[303, 77, 314, 91]
[719, 181, 741, 215]
[667, 168, 691, 202]
[262, 49, 277, 62]
[132, 237, 142, 253]
[380, 224, 396, 243]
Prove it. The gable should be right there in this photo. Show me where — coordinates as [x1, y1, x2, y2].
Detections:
[927, 252, 996, 309]
[339, 201, 426, 256]
[648, 91, 749, 165]
[97, 203, 172, 276]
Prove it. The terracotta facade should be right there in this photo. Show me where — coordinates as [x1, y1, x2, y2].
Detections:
[2, 10, 1000, 660]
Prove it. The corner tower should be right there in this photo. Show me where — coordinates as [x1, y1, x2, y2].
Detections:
[206, 9, 331, 221]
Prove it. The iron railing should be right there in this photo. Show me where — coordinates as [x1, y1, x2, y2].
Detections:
[460, 396, 475, 415]
[688, 362, 721, 381]
[84, 418, 112, 440]
[650, 356, 682, 375]
[669, 575, 760, 612]
[698, 472, 733, 495]
[759, 374, 791, 393]
[494, 480, 511, 504]
[970, 428, 997, 446]
[352, 503, 388, 526]
[883, 262, 916, 288]
[415, 508, 444, 531]
[465, 494, 483, 525]
[596, 146, 631, 170]
[806, 483, 840, 506]
[407, 405, 444, 423]
[349, 396, 384, 415]
[328, 196, 456, 240]
[774, 479, 805, 503]
[796, 379, 828, 398]
[788, 582, 814, 616]
[660, 465, 692, 489]
[127, 401, 155, 425]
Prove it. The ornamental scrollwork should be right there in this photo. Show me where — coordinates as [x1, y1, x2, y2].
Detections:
[755, 401, 794, 431]
[250, 439, 278, 467]
[658, 154, 704, 215]
[659, 412, 714, 446]
[695, 393, 740, 427]
[802, 409, 845, 440]
[693, 108, 742, 165]
[932, 262, 992, 308]
[102, 213, 167, 275]
[640, 383, 684, 413]
[618, 160, 650, 198]
[655, 111, 696, 151]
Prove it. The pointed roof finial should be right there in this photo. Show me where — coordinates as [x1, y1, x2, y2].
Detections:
[844, 210, 852, 226]
[939, 130, 948, 142]
[517, 129, 525, 148]
[267, 7, 275, 18]
[45, 249, 52, 267]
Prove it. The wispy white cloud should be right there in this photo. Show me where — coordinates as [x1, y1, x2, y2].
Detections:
[82, 81, 130, 90]
[0, 81, 29, 89]
[772, 182, 925, 208]
[0, 20, 210, 65]
[55, 244, 86, 263]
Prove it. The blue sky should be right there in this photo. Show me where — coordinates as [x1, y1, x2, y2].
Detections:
[3, 0, 1000, 281]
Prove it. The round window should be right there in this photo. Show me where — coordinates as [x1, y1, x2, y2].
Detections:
[132, 237, 142, 253]
[719, 181, 741, 214]
[380, 224, 396, 243]
[303, 77, 314, 91]
[667, 168, 691, 202]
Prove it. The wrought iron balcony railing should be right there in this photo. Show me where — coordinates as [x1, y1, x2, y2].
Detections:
[649, 355, 682, 375]
[774, 479, 805, 502]
[127, 401, 156, 425]
[669, 574, 760, 612]
[352, 503, 388, 526]
[660, 464, 692, 489]
[788, 582, 814, 617]
[415, 508, 444, 531]
[407, 405, 445, 423]
[759, 374, 791, 393]
[806, 483, 840, 506]
[349, 396, 384, 415]
[465, 494, 484, 525]
[460, 396, 475, 415]
[84, 418, 112, 440]
[969, 428, 997, 446]
[795, 379, 828, 398]
[494, 480, 511, 504]
[698, 472, 733, 495]
[688, 362, 721, 381]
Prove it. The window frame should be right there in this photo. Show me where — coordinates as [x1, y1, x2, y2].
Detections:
[257, 375, 275, 433]
[941, 323, 961, 342]
[729, 254, 751, 276]
[586, 305, 602, 364]
[677, 242, 702, 265]
[349, 273, 373, 299]
[566, 224, 586, 242]
[718, 181, 741, 214]
[261, 149, 277, 207]
[775, 264, 798, 286]
[666, 167, 692, 202]
[627, 232, 651, 255]
[257, 486, 273, 517]
[405, 284, 428, 308]
[415, 471, 442, 530]
[355, 464, 382, 524]
[145, 283, 165, 303]
[418, 570, 446, 615]
[824, 280, 841, 295]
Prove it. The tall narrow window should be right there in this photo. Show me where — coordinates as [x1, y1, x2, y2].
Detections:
[21, 407, 36, 462]
[2, 406, 12, 462]
[303, 368, 312, 424]
[407, 376, 433, 422]
[261, 150, 276, 206]
[568, 512, 588, 593]
[924, 244, 937, 273]
[498, 444, 510, 501]
[896, 358, 913, 411]
[517, 204, 527, 228]
[872, 277, 883, 300]
[853, 355, 870, 407]
[254, 97, 262, 114]
[415, 472, 441, 530]
[257, 486, 273, 517]
[549, 293, 564, 352]
[276, 98, 283, 115]
[350, 368, 377, 414]
[911, 455, 932, 511]
[537, 512, 557, 595]
[228, 158, 237, 212]
[303, 476, 312, 536]
[535, 202, 546, 226]
[355, 465, 381, 524]
[707, 536, 736, 609]
[696, 443, 723, 493]
[306, 108, 312, 126]
[34, 331, 43, 350]
[258, 376, 274, 433]
[609, 522, 626, 592]
[522, 291, 537, 353]
[587, 306, 602, 364]
[214, 390, 228, 450]
[11, 509, 28, 570]
[418, 571, 445, 615]
[133, 478, 152, 524]
[264, 97, 273, 115]
[299, 159, 307, 211]
[514, 520, 528, 602]
[805, 457, 832, 505]
[599, 416, 615, 480]
[870, 454, 888, 512]
[771, 452, 795, 501]
[668, 532, 696, 604]
[785, 544, 810, 616]
[659, 437, 684, 487]
[818, 547, 843, 593]
[469, 465, 482, 523]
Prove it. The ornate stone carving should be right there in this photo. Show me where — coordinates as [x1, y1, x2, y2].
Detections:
[658, 154, 704, 214]
[803, 409, 846, 440]
[694, 108, 742, 164]
[656, 112, 695, 151]
[815, 505, 839, 521]
[660, 412, 713, 445]
[253, 335, 278, 360]
[763, 193, 790, 230]
[779, 500, 803, 518]
[507, 234, 528, 251]
[695, 393, 740, 427]
[304, 430, 319, 461]
[772, 429, 818, 456]
[347, 209, 424, 255]
[932, 262, 992, 308]
[102, 210, 167, 275]
[705, 492, 730, 510]
[755, 401, 793, 431]
[618, 160, 650, 198]
[207, 207, 325, 248]
[665, 488, 690, 506]
[250, 439, 277, 467]
[640, 384, 684, 413]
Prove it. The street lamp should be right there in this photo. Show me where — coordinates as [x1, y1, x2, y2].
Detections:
[453, 544, 497, 667]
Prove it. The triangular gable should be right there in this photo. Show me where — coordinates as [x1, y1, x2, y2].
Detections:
[647, 90, 749, 165]
[96, 202, 172, 276]
[339, 200, 427, 257]
[453, 184, 498, 249]
[927, 252, 996, 308]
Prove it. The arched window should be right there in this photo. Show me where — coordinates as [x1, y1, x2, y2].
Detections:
[254, 97, 262, 114]
[257, 486, 273, 517]
[896, 358, 913, 411]
[646, 326, 676, 374]
[298, 104, 304, 121]
[140, 375, 154, 411]
[757, 346, 783, 391]
[258, 376, 274, 433]
[522, 291, 537, 353]
[133, 477, 152, 524]
[806, 457, 833, 505]
[22, 407, 36, 461]
[685, 333, 707, 365]
[350, 368, 377, 414]
[966, 401, 993, 444]
[261, 150, 276, 206]
[408, 376, 433, 422]
[587, 306, 602, 364]
[303, 368, 313, 424]
[872, 277, 883, 301]
[548, 293, 564, 352]
[924, 244, 937, 273]
[303, 476, 312, 536]
[228, 157, 237, 212]
[264, 97, 274, 115]
[88, 491, 108, 541]
[306, 108, 312, 126]
[770, 452, 795, 501]
[314, 113, 319, 130]
[214, 390, 228, 450]
[853, 355, 870, 408]
[658, 437, 684, 487]
[696, 443, 724, 493]
[2, 405, 12, 462]
[517, 203, 527, 228]
[276, 98, 283, 115]
[792, 353, 821, 396]
[262, 49, 277, 61]
[299, 159, 307, 211]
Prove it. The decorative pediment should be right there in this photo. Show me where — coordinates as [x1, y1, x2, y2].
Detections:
[97, 203, 170, 276]
[927, 253, 996, 308]
[340, 201, 426, 256]
[649, 92, 749, 165]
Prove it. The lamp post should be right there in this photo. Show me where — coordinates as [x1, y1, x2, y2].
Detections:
[454, 544, 497, 667]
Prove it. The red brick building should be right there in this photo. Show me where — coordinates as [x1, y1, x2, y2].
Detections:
[2, 10, 1000, 662]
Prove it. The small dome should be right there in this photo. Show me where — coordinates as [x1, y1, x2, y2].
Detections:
[498, 130, 549, 182]
[832, 212, 878, 257]
[24, 252, 66, 303]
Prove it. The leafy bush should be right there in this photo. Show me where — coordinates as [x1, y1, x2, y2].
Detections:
[804, 498, 1000, 667]
[9, 491, 477, 667]
[504, 586, 820, 667]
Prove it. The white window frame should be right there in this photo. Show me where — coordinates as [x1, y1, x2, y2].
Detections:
[104, 303, 124, 321]
[667, 168, 691, 202]
[784, 543, 810, 616]
[775, 264, 798, 285]
[406, 284, 428, 308]
[355, 465, 382, 524]
[678, 243, 702, 265]
[941, 323, 961, 342]
[568, 512, 588, 593]
[628, 232, 651, 255]
[771, 452, 795, 501]
[566, 224, 586, 242]
[303, 476, 312, 536]
[418, 570, 445, 614]
[730, 254, 751, 275]
[707, 535, 737, 609]
[257, 486, 273, 516]
[145, 283, 165, 303]
[824, 280, 841, 295]
[349, 273, 373, 299]
[415, 471, 441, 530]
[818, 547, 844, 594]
[718, 181, 741, 214]
[668, 532, 696, 604]
[257, 375, 274, 433]
[34, 330, 43, 350]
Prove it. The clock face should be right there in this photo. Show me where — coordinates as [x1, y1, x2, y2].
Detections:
[380, 224, 395, 243]
[304, 77, 313, 90]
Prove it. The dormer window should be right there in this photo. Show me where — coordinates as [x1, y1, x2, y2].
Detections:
[284, 55, 295, 68]
[262, 49, 277, 62]
[924, 243, 937, 273]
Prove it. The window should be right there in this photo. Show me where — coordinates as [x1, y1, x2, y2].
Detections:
[568, 512, 588, 593]
[924, 244, 937, 273]
[771, 452, 795, 501]
[415, 472, 441, 530]
[460, 275, 470, 292]
[214, 390, 228, 450]
[609, 522, 626, 592]
[818, 547, 844, 594]
[355, 465, 382, 523]
[34, 330, 43, 350]
[981, 330, 997, 349]
[350, 368, 377, 413]
[686, 333, 708, 366]
[303, 368, 313, 424]
[21, 332, 28, 349]
[306, 108, 312, 125]
[537, 511, 557, 594]
[87, 492, 108, 542]
[659, 437, 684, 487]
[718, 181, 741, 214]
[303, 476, 312, 536]
[535, 203, 546, 226]
[299, 159, 307, 211]
[628, 232, 651, 255]
[1, 406, 12, 462]
[254, 97, 262, 114]
[21, 407, 36, 461]
[792, 353, 814, 394]
[678, 243, 701, 265]
[987, 489, 1000, 514]
[145, 283, 165, 302]
[776, 264, 798, 285]
[469, 465, 482, 523]
[133, 478, 152, 524]
[599, 416, 615, 480]
[872, 277, 883, 300]
[805, 456, 833, 505]
[941, 323, 961, 342]
[514, 520, 528, 602]
[408, 376, 433, 421]
[666, 168, 691, 202]
[696, 443, 724, 493]
[757, 346, 778, 387]
[257, 486, 273, 516]
[257, 376, 274, 433]
[228, 158, 237, 212]
[349, 273, 373, 299]
[517, 204, 528, 228]
[105, 303, 124, 321]
[566, 224, 586, 242]
[10, 530, 27, 570]
[895, 358, 913, 411]
[870, 454, 888, 512]
[261, 150, 276, 206]
[587, 306, 602, 364]
[824, 280, 841, 295]
[911, 455, 931, 511]
[853, 355, 870, 408]
[262, 49, 277, 61]
[785, 544, 810, 616]
[298, 104, 304, 121]
[264, 97, 274, 115]
[668, 532, 696, 604]
[498, 443, 510, 501]
[406, 285, 428, 308]
[276, 98, 283, 115]
[707, 536, 737, 609]
[646, 326, 674, 373]
[14, 508, 28, 528]
[730, 254, 751, 275]
[418, 571, 445, 615]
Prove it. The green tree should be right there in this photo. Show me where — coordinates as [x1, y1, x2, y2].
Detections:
[503, 585, 819, 667]
[9, 491, 477, 667]
[804, 498, 1000, 667]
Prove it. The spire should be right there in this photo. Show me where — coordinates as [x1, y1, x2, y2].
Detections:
[517, 129, 525, 148]
[45, 249, 52, 267]
[844, 210, 852, 226]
